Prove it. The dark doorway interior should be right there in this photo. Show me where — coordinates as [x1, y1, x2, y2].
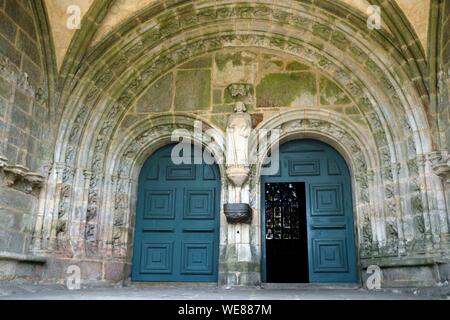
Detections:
[265, 182, 309, 283]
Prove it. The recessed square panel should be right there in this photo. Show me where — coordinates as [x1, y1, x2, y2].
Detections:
[140, 242, 173, 274]
[145, 164, 159, 180]
[184, 189, 214, 219]
[181, 242, 213, 275]
[327, 159, 341, 175]
[166, 165, 196, 180]
[203, 165, 217, 180]
[144, 190, 175, 219]
[289, 160, 320, 176]
[312, 239, 348, 272]
[311, 184, 343, 216]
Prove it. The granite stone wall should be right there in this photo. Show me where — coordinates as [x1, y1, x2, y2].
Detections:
[0, 0, 49, 280]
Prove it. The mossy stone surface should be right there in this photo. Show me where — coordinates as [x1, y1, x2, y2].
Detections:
[214, 51, 257, 86]
[212, 104, 235, 113]
[179, 55, 212, 69]
[210, 114, 228, 130]
[215, 52, 254, 71]
[174, 70, 211, 111]
[136, 73, 173, 112]
[213, 89, 223, 105]
[256, 72, 317, 108]
[319, 76, 351, 105]
[286, 61, 309, 71]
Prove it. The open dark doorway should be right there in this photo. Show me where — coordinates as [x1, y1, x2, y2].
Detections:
[264, 182, 309, 283]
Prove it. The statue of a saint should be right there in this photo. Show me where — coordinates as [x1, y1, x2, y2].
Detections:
[226, 101, 252, 166]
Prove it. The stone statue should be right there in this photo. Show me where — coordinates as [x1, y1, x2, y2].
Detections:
[226, 101, 252, 167]
[224, 101, 253, 222]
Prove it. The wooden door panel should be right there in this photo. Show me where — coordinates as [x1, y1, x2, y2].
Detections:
[132, 144, 220, 282]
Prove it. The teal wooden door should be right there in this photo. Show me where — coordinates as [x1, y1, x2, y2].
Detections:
[262, 139, 358, 283]
[132, 144, 220, 282]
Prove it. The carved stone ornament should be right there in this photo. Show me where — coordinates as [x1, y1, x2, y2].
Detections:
[223, 203, 252, 224]
[227, 83, 253, 101]
[1, 161, 44, 195]
[428, 151, 450, 184]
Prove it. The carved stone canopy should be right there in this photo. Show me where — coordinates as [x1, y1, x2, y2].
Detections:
[226, 83, 253, 102]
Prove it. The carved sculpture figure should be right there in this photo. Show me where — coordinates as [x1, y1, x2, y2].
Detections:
[226, 101, 252, 166]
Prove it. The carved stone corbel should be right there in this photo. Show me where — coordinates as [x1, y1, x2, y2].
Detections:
[0, 156, 8, 168]
[2, 163, 45, 195]
[3, 164, 29, 187]
[428, 151, 450, 185]
[24, 172, 45, 195]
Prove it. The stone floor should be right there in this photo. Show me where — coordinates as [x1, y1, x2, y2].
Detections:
[0, 281, 449, 300]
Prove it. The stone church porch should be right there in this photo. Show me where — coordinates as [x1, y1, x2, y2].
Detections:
[0, 0, 449, 295]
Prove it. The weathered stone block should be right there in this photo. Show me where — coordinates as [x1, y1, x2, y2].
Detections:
[120, 114, 142, 129]
[5, 0, 36, 40]
[136, 73, 173, 113]
[41, 258, 66, 281]
[0, 187, 35, 213]
[17, 31, 40, 66]
[361, 265, 440, 288]
[8, 126, 27, 148]
[0, 229, 24, 253]
[10, 106, 30, 129]
[0, 10, 17, 42]
[213, 89, 222, 105]
[261, 59, 283, 73]
[256, 72, 316, 108]
[21, 56, 42, 88]
[180, 55, 212, 69]
[79, 261, 103, 281]
[0, 256, 44, 281]
[175, 70, 211, 111]
[438, 263, 450, 282]
[104, 261, 127, 282]
[0, 208, 22, 230]
[0, 34, 20, 67]
[286, 61, 309, 71]
[214, 51, 257, 86]
[0, 96, 6, 117]
[13, 90, 32, 114]
[8, 231, 25, 253]
[0, 76, 12, 99]
[212, 104, 234, 113]
[5, 143, 18, 164]
[209, 114, 228, 130]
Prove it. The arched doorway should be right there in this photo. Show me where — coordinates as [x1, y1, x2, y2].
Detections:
[262, 139, 358, 283]
[131, 144, 221, 282]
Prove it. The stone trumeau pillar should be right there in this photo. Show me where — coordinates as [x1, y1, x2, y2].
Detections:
[220, 85, 259, 286]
